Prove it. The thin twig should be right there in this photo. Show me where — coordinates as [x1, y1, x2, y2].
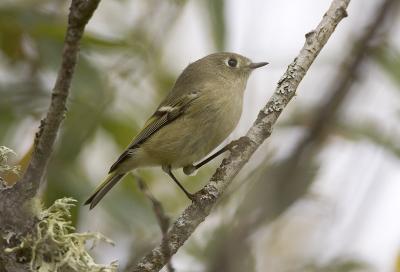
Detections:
[136, 177, 175, 272]
[132, 0, 350, 271]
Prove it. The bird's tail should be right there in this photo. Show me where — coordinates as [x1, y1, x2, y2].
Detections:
[84, 172, 125, 209]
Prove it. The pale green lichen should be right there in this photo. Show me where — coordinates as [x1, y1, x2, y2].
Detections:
[5, 198, 118, 272]
[264, 96, 286, 114]
[0, 146, 21, 187]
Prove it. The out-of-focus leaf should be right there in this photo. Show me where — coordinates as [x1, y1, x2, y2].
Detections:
[44, 57, 112, 222]
[99, 174, 160, 231]
[152, 65, 176, 97]
[278, 108, 400, 159]
[237, 153, 320, 226]
[0, 5, 129, 68]
[335, 120, 400, 158]
[33, 22, 128, 49]
[0, 80, 47, 116]
[185, 223, 255, 272]
[203, 0, 226, 51]
[302, 257, 372, 272]
[101, 116, 140, 148]
[0, 7, 25, 61]
[373, 44, 400, 88]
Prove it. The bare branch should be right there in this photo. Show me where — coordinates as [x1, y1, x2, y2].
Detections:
[0, 0, 101, 223]
[17, 0, 101, 199]
[0, 0, 101, 270]
[132, 0, 351, 271]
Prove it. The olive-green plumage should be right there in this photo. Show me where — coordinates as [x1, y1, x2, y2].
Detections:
[85, 52, 268, 209]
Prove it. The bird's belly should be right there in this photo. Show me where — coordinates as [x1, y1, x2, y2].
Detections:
[141, 103, 242, 168]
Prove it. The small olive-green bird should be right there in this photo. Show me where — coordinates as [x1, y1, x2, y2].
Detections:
[85, 52, 268, 209]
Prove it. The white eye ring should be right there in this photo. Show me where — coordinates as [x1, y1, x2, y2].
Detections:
[225, 58, 238, 68]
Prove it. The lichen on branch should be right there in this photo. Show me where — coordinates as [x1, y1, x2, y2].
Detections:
[0, 146, 21, 188]
[5, 198, 117, 272]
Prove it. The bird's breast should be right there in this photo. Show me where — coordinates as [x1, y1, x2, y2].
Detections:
[141, 85, 244, 168]
[180, 88, 243, 164]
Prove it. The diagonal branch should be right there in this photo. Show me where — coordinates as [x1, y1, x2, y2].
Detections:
[205, 1, 400, 268]
[132, 0, 351, 271]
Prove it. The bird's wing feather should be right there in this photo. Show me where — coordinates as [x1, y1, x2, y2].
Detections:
[108, 90, 200, 173]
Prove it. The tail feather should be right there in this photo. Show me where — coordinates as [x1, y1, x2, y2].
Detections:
[85, 173, 125, 209]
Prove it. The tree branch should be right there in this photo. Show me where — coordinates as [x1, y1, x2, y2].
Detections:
[132, 0, 350, 271]
[0, 0, 101, 224]
[18, 0, 101, 200]
[205, 1, 400, 268]
[0, 0, 101, 270]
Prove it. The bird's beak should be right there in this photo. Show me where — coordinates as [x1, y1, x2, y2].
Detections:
[248, 62, 269, 69]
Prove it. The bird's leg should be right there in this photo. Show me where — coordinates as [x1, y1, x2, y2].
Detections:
[183, 146, 230, 175]
[162, 165, 195, 201]
[183, 138, 245, 175]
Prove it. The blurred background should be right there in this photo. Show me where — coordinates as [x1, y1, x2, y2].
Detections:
[1, 0, 400, 271]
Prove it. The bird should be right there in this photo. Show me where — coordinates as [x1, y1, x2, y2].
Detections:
[85, 52, 268, 209]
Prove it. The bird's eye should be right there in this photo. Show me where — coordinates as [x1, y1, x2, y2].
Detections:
[227, 58, 238, 68]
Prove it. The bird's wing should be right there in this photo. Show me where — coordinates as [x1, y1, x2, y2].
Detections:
[108, 90, 200, 173]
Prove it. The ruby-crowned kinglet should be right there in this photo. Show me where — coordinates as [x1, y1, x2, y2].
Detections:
[85, 52, 268, 209]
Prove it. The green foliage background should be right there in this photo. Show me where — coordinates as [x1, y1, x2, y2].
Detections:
[1, 0, 400, 271]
